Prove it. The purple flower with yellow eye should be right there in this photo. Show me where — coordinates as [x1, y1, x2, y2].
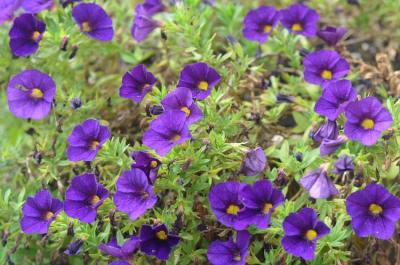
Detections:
[67, 119, 111, 162]
[119, 64, 157, 103]
[72, 3, 114, 42]
[303, 50, 350, 87]
[99, 236, 140, 264]
[344, 96, 393, 146]
[142, 111, 191, 156]
[139, 224, 180, 261]
[242, 6, 280, 43]
[280, 3, 319, 37]
[240, 147, 267, 176]
[346, 183, 400, 240]
[282, 208, 330, 260]
[131, 151, 161, 184]
[161, 87, 203, 125]
[300, 165, 338, 199]
[312, 120, 339, 142]
[131, 5, 161, 42]
[9, 13, 46, 57]
[20, 190, 63, 234]
[317, 26, 347, 46]
[0, 0, 22, 25]
[64, 173, 108, 223]
[207, 231, 250, 265]
[7, 69, 55, 120]
[177, 62, 221, 100]
[22, 0, 54, 14]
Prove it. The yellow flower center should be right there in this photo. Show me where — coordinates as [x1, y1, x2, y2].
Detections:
[321, 70, 333, 80]
[198, 81, 209, 91]
[90, 195, 100, 205]
[262, 203, 273, 214]
[30, 88, 44, 99]
[361, 118, 375, 130]
[90, 140, 100, 150]
[226, 204, 240, 215]
[264, 24, 272, 33]
[233, 254, 241, 261]
[369, 203, 383, 215]
[82, 21, 91, 32]
[44, 211, 54, 220]
[305, 229, 318, 241]
[171, 134, 181, 142]
[156, 230, 168, 240]
[150, 160, 158, 168]
[180, 106, 191, 117]
[32, 31, 41, 41]
[291, 23, 303, 31]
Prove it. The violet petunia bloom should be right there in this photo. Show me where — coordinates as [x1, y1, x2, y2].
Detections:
[119, 64, 157, 103]
[7, 69, 55, 120]
[114, 169, 157, 220]
[300, 165, 338, 199]
[141, 0, 165, 16]
[72, 3, 114, 42]
[20, 190, 63, 234]
[131, 151, 161, 184]
[139, 224, 180, 261]
[280, 3, 319, 37]
[99, 236, 140, 263]
[320, 135, 347, 156]
[314, 80, 357, 121]
[312, 120, 339, 142]
[67, 118, 111, 162]
[239, 180, 284, 229]
[344, 96, 393, 146]
[346, 183, 400, 240]
[9, 13, 46, 57]
[282, 208, 330, 260]
[22, 0, 54, 14]
[332, 155, 354, 175]
[142, 110, 191, 156]
[177, 62, 221, 100]
[242, 6, 280, 44]
[207, 231, 250, 265]
[0, 0, 22, 25]
[317, 26, 347, 46]
[131, 5, 161, 42]
[161, 87, 203, 125]
[240, 147, 267, 176]
[64, 173, 108, 223]
[208, 181, 249, 230]
[303, 50, 350, 87]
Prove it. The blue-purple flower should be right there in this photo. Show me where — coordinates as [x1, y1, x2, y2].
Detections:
[22, 0, 54, 13]
[207, 231, 250, 265]
[280, 3, 320, 37]
[242, 6, 280, 43]
[317, 26, 347, 46]
[131, 151, 161, 184]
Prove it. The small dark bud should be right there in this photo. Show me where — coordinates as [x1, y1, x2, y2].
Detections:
[67, 223, 74, 237]
[173, 213, 184, 233]
[64, 239, 83, 256]
[299, 48, 310, 57]
[274, 168, 288, 187]
[69, 45, 78, 59]
[161, 30, 167, 40]
[70, 97, 82, 110]
[197, 223, 208, 232]
[33, 151, 42, 164]
[295, 152, 303, 162]
[146, 105, 164, 117]
[347, 0, 360, 6]
[109, 210, 117, 227]
[276, 93, 295, 103]
[25, 127, 36, 135]
[60, 36, 69, 51]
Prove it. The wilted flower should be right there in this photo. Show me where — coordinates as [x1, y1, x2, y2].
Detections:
[119, 64, 157, 103]
[131, 5, 161, 42]
[131, 151, 161, 184]
[139, 224, 180, 260]
[332, 155, 354, 175]
[346, 183, 400, 240]
[317, 26, 347, 46]
[114, 169, 157, 220]
[344, 96, 393, 146]
[161, 87, 203, 125]
[9, 13, 46, 57]
[239, 180, 284, 229]
[242, 5, 280, 43]
[20, 190, 63, 234]
[64, 173, 108, 223]
[312, 120, 339, 142]
[240, 147, 267, 176]
[320, 135, 347, 156]
[64, 239, 84, 256]
[67, 118, 111, 162]
[7, 69, 55, 120]
[303, 50, 350, 86]
[207, 231, 250, 265]
[177, 62, 221, 100]
[314, 80, 357, 121]
[99, 236, 140, 263]
[0, 0, 22, 25]
[22, 0, 54, 13]
[282, 208, 330, 260]
[300, 165, 338, 199]
[280, 3, 320, 37]
[72, 3, 114, 41]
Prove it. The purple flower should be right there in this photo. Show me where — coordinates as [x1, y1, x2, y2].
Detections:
[114, 169, 157, 220]
[161, 87, 203, 125]
[300, 165, 338, 199]
[344, 96, 393, 146]
[0, 0, 22, 25]
[208, 181, 249, 230]
[282, 208, 330, 260]
[72, 3, 114, 42]
[142, 111, 191, 156]
[119, 64, 157, 103]
[239, 180, 284, 229]
[139, 224, 180, 261]
[242, 6, 280, 43]
[317, 26, 347, 46]
[303, 50, 350, 86]
[314, 80, 357, 121]
[207, 231, 250, 265]
[20, 190, 63, 234]
[240, 147, 267, 176]
[141, 0, 165, 16]
[131, 151, 161, 184]
[320, 135, 347, 156]
[99, 236, 140, 262]
[332, 155, 354, 175]
[177, 62, 221, 100]
[131, 5, 160, 42]
[9, 13, 46, 57]
[7, 69, 55, 120]
[22, 0, 53, 13]
[312, 120, 339, 142]
[346, 183, 400, 240]
[67, 119, 111, 162]
[64, 173, 108, 223]
[280, 3, 320, 37]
